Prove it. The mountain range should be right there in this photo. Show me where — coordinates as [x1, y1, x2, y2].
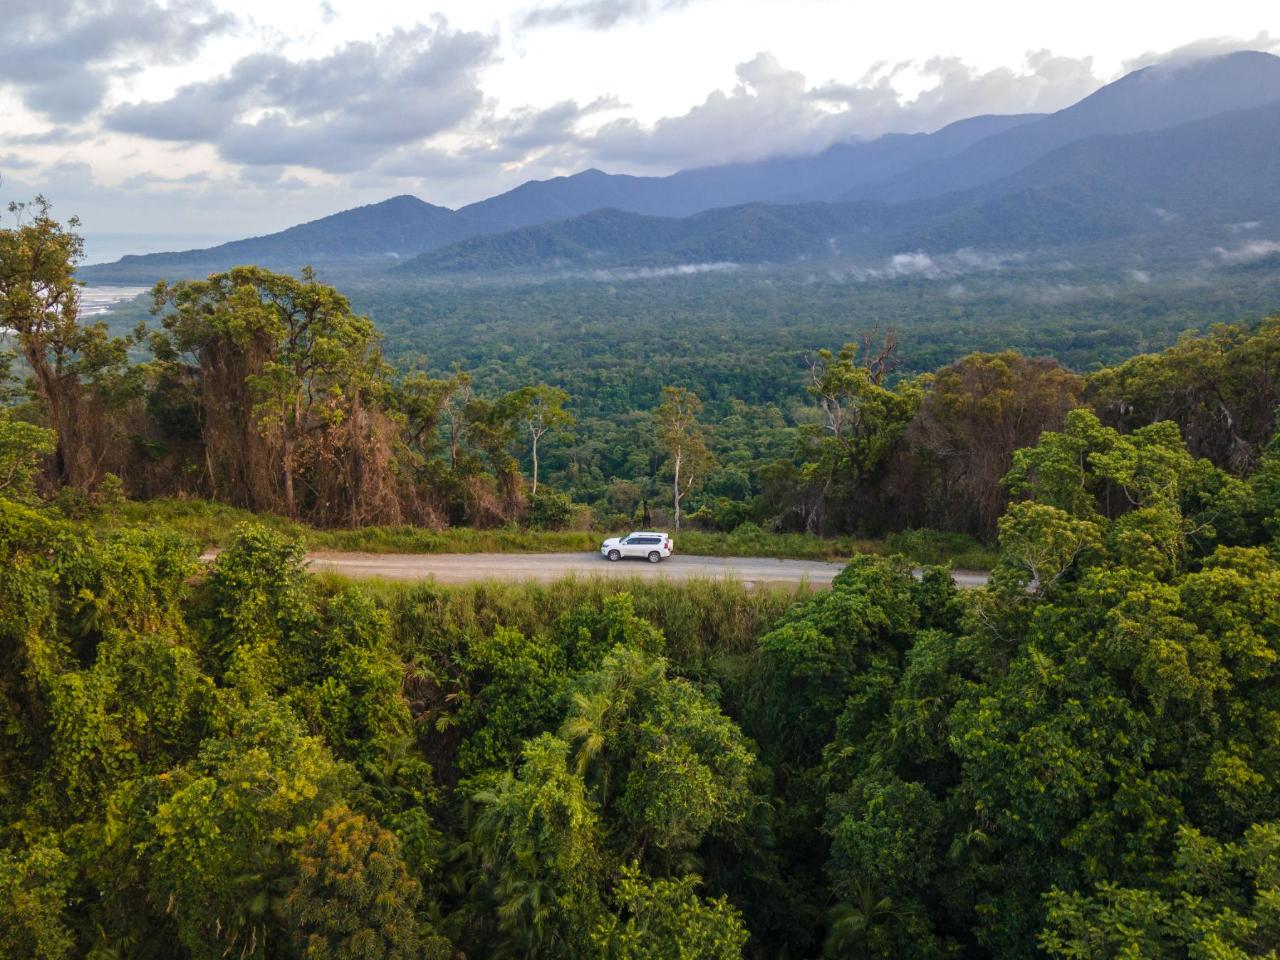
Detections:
[78, 50, 1280, 285]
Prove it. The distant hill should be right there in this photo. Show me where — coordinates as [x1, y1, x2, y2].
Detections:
[395, 202, 906, 274]
[79, 195, 486, 283]
[79, 115, 1037, 284]
[851, 50, 1280, 202]
[396, 99, 1280, 275]
[78, 50, 1280, 285]
[451, 113, 1040, 226]
[908, 99, 1280, 249]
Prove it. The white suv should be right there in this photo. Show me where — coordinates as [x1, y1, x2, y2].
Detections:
[601, 531, 673, 563]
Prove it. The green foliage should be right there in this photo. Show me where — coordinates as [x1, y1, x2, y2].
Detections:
[775, 339, 923, 535]
[756, 555, 921, 764]
[457, 625, 569, 773]
[458, 635, 757, 958]
[288, 588, 411, 765]
[527, 489, 575, 530]
[563, 644, 756, 860]
[1, 197, 140, 492]
[1252, 414, 1280, 545]
[1041, 822, 1280, 959]
[149, 702, 353, 960]
[0, 410, 54, 503]
[592, 862, 749, 960]
[284, 804, 424, 960]
[1001, 408, 1247, 587]
[151, 265, 411, 526]
[1089, 316, 1280, 472]
[993, 500, 1103, 592]
[0, 837, 76, 960]
[466, 733, 605, 959]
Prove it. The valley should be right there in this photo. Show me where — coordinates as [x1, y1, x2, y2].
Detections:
[4, 29, 1280, 960]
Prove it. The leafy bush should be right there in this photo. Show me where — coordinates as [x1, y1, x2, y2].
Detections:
[527, 490, 575, 530]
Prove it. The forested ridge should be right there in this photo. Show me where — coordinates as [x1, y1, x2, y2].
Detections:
[4, 199, 1280, 957]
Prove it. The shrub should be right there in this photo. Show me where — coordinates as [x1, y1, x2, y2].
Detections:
[527, 490, 575, 530]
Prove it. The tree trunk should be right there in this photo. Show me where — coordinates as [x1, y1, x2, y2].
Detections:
[672, 450, 683, 530]
[807, 476, 829, 534]
[531, 429, 540, 494]
[283, 393, 303, 518]
[282, 434, 297, 518]
[28, 353, 80, 489]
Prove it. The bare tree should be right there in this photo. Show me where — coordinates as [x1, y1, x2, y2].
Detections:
[653, 386, 714, 530]
[445, 369, 473, 470]
[512, 384, 572, 493]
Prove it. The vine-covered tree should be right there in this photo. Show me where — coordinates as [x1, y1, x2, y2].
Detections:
[773, 338, 921, 534]
[0, 408, 53, 502]
[895, 351, 1083, 535]
[152, 266, 407, 524]
[0, 197, 136, 491]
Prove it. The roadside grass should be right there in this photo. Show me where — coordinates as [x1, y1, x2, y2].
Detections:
[92, 496, 997, 569]
[313, 571, 808, 666]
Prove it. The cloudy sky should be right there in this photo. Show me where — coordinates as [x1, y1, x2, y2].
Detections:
[1, 0, 1278, 260]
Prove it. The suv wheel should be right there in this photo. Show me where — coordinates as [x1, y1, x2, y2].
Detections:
[647, 551, 662, 564]
[607, 549, 621, 561]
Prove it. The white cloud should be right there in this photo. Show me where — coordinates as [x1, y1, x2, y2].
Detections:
[825, 248, 1024, 283]
[1123, 31, 1280, 71]
[0, 153, 39, 171]
[0, 0, 236, 122]
[579, 49, 1103, 171]
[3, 3, 1277, 240]
[1214, 240, 1280, 264]
[521, 0, 695, 30]
[104, 21, 498, 173]
[583, 260, 738, 280]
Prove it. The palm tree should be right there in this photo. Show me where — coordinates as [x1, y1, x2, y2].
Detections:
[562, 689, 613, 800]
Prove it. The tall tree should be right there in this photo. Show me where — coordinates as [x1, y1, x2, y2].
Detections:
[653, 386, 713, 531]
[897, 352, 1083, 535]
[592, 863, 749, 960]
[0, 197, 134, 491]
[463, 391, 527, 522]
[148, 702, 352, 960]
[399, 368, 470, 464]
[444, 367, 473, 471]
[1087, 316, 1280, 472]
[509, 384, 572, 494]
[153, 266, 392, 522]
[793, 338, 921, 534]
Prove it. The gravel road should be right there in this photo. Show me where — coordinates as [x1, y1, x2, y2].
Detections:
[285, 551, 990, 589]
